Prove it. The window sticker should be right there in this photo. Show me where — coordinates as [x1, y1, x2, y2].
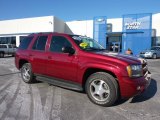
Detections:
[80, 42, 88, 49]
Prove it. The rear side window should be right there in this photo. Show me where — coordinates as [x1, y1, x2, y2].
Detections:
[0, 45, 7, 48]
[3, 45, 7, 48]
[32, 36, 48, 51]
[156, 47, 160, 51]
[19, 36, 33, 50]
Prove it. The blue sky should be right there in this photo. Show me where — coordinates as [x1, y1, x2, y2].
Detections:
[0, 0, 160, 21]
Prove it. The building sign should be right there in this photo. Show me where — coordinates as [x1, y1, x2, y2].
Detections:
[125, 22, 141, 29]
[96, 18, 105, 23]
[93, 16, 107, 48]
[122, 13, 152, 55]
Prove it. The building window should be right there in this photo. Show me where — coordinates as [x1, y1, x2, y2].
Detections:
[152, 37, 157, 46]
[107, 24, 112, 33]
[156, 36, 160, 46]
[0, 37, 7, 44]
[107, 36, 122, 52]
[0, 37, 16, 46]
[11, 37, 16, 45]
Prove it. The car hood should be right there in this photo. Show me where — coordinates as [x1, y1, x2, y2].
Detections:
[93, 51, 142, 65]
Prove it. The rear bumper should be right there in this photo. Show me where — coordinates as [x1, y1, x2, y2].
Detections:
[15, 54, 20, 70]
[119, 71, 151, 98]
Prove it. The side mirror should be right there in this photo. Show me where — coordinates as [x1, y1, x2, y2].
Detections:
[62, 46, 75, 55]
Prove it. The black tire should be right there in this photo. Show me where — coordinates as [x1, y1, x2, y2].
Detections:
[152, 53, 157, 59]
[21, 63, 35, 83]
[0, 52, 4, 58]
[12, 54, 15, 57]
[85, 72, 118, 107]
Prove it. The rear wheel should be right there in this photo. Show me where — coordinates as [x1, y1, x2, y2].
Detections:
[85, 72, 118, 107]
[152, 53, 157, 59]
[21, 63, 35, 83]
[0, 52, 4, 58]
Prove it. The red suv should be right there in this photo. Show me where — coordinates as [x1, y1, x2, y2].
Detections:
[15, 32, 151, 106]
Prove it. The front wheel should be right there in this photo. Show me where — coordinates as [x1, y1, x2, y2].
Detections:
[85, 72, 118, 107]
[21, 63, 35, 83]
[152, 53, 157, 59]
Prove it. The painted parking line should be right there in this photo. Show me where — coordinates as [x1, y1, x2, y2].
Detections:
[0, 77, 21, 120]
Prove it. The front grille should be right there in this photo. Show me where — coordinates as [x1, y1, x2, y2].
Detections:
[142, 62, 148, 76]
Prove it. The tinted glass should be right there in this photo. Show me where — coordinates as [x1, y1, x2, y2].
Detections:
[19, 36, 33, 50]
[0, 45, 6, 48]
[50, 36, 72, 52]
[11, 37, 16, 46]
[8, 45, 12, 48]
[70, 35, 104, 51]
[32, 36, 47, 51]
[0, 37, 16, 46]
[20, 36, 27, 43]
[2, 45, 7, 48]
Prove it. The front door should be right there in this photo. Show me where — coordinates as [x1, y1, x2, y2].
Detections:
[109, 42, 120, 52]
[46, 35, 78, 82]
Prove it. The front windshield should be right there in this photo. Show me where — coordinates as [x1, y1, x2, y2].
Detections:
[70, 35, 105, 51]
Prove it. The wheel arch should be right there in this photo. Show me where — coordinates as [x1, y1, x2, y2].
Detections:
[82, 67, 119, 92]
[19, 59, 29, 69]
[152, 53, 157, 59]
[0, 51, 4, 54]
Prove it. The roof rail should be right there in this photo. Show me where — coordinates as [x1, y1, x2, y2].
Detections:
[29, 32, 59, 36]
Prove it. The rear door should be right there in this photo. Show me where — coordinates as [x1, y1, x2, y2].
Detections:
[29, 35, 49, 75]
[46, 35, 78, 82]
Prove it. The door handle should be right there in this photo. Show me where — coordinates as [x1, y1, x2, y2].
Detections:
[29, 54, 33, 57]
[48, 56, 52, 59]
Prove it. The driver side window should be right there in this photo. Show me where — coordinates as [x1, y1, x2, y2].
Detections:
[50, 36, 72, 53]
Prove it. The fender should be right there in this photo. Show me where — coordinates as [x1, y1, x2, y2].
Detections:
[77, 62, 125, 84]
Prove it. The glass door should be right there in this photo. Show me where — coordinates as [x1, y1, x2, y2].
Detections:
[109, 42, 120, 52]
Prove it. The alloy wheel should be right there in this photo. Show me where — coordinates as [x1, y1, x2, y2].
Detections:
[90, 79, 110, 102]
[22, 65, 31, 82]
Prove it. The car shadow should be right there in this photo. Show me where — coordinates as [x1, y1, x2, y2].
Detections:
[130, 79, 157, 103]
[113, 98, 129, 106]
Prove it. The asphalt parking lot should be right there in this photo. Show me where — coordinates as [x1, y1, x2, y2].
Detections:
[0, 57, 160, 120]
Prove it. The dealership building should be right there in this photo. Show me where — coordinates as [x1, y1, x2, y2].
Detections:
[0, 13, 160, 55]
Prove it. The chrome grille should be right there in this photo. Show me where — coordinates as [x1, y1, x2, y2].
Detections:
[138, 57, 148, 76]
[142, 62, 148, 76]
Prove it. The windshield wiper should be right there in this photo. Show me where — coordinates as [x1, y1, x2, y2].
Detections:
[84, 47, 106, 51]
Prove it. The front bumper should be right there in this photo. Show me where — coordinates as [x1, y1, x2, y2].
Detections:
[140, 54, 152, 58]
[119, 71, 151, 98]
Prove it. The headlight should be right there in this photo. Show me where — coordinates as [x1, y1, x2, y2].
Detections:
[127, 65, 143, 78]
